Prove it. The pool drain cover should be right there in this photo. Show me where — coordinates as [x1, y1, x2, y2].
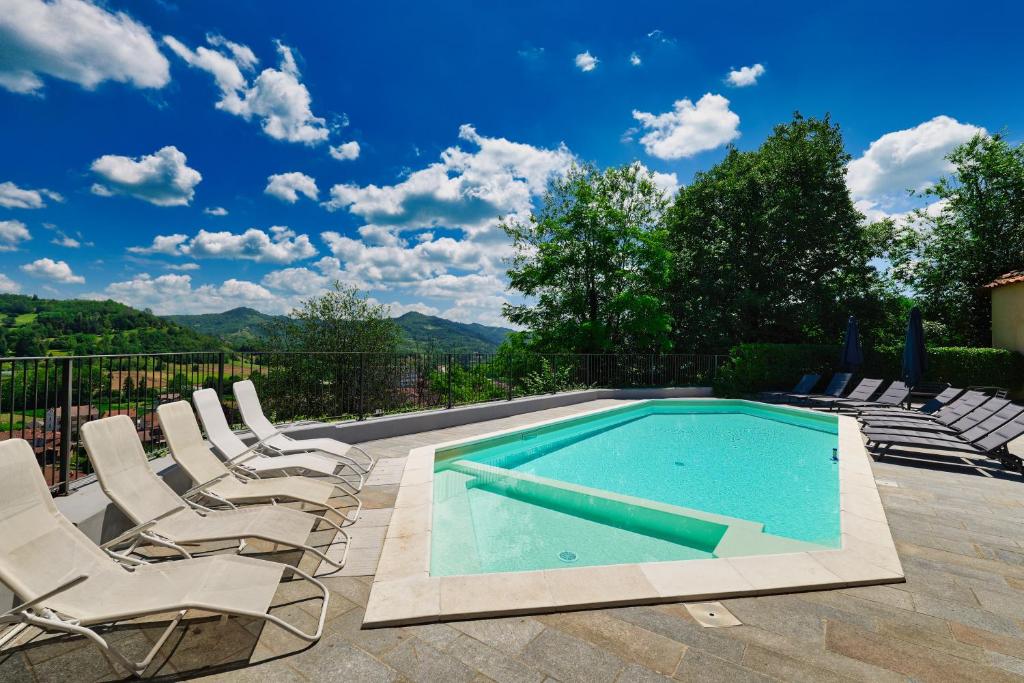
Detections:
[685, 602, 742, 628]
[558, 550, 578, 563]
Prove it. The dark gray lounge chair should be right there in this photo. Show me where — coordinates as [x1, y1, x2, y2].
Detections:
[866, 411, 1024, 472]
[759, 374, 820, 403]
[864, 401, 1023, 443]
[783, 373, 853, 405]
[861, 392, 991, 432]
[806, 378, 883, 409]
[839, 381, 911, 412]
[857, 386, 963, 418]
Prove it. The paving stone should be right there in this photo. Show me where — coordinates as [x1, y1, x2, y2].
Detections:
[671, 647, 773, 683]
[739, 643, 850, 683]
[382, 636, 477, 683]
[279, 634, 398, 682]
[911, 593, 1024, 638]
[519, 627, 627, 683]
[949, 621, 1024, 658]
[825, 619, 1020, 683]
[839, 584, 915, 611]
[538, 611, 686, 675]
[449, 617, 546, 655]
[615, 662, 675, 683]
[329, 607, 412, 656]
[445, 634, 546, 683]
[0, 651, 35, 683]
[612, 606, 746, 664]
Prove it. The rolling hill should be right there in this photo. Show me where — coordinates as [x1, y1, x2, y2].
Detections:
[165, 307, 514, 353]
[0, 294, 222, 356]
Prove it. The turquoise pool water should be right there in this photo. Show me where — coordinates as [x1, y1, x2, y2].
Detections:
[431, 400, 840, 576]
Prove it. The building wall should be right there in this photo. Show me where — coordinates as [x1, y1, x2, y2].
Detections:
[991, 282, 1024, 352]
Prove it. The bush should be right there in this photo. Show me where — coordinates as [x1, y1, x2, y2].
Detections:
[714, 343, 1024, 397]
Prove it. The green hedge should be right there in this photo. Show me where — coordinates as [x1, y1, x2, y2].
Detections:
[713, 343, 1024, 397]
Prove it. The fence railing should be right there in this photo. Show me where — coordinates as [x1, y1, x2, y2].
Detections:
[0, 351, 726, 494]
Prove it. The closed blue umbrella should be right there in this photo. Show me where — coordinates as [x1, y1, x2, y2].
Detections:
[902, 307, 927, 390]
[840, 316, 863, 371]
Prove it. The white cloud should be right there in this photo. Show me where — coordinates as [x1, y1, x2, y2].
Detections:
[323, 124, 574, 234]
[632, 93, 740, 160]
[726, 63, 765, 87]
[629, 52, 642, 66]
[204, 206, 228, 216]
[847, 115, 985, 201]
[165, 262, 200, 271]
[0, 274, 19, 294]
[21, 257, 84, 284]
[575, 51, 598, 72]
[128, 233, 189, 255]
[51, 234, 80, 248]
[0, 219, 31, 251]
[329, 141, 361, 161]
[90, 146, 202, 206]
[164, 35, 328, 145]
[0, 0, 169, 95]
[0, 181, 63, 209]
[265, 172, 318, 203]
[100, 273, 279, 314]
[130, 227, 316, 264]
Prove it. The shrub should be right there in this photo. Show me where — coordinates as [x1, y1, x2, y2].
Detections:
[714, 343, 1024, 397]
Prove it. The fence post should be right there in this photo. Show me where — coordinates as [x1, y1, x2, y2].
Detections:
[216, 351, 226, 397]
[507, 354, 513, 401]
[447, 353, 454, 409]
[358, 353, 365, 421]
[57, 358, 73, 496]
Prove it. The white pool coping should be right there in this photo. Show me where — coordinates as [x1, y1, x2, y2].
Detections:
[362, 399, 904, 627]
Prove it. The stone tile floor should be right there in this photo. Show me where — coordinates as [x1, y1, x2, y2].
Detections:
[2, 399, 1023, 682]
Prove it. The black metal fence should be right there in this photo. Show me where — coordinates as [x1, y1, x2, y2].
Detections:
[0, 351, 726, 494]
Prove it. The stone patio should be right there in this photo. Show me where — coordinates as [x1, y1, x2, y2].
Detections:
[2, 399, 1024, 682]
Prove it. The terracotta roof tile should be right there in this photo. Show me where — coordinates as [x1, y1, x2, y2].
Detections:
[983, 270, 1024, 288]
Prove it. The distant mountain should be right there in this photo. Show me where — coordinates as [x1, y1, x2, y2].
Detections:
[0, 294, 221, 356]
[163, 307, 514, 353]
[166, 307, 285, 349]
[394, 311, 512, 353]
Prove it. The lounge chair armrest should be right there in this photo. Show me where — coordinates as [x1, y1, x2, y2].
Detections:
[223, 429, 289, 466]
[99, 505, 186, 550]
[1, 575, 89, 618]
[181, 472, 231, 499]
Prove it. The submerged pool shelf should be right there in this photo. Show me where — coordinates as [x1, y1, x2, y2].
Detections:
[364, 398, 904, 627]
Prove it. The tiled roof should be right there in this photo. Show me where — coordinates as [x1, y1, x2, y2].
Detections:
[983, 270, 1024, 288]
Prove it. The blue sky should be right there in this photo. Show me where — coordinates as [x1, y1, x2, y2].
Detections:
[1, 0, 1020, 326]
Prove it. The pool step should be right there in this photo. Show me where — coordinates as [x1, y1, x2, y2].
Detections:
[449, 460, 828, 557]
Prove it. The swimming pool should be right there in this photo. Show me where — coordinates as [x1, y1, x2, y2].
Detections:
[431, 400, 840, 576]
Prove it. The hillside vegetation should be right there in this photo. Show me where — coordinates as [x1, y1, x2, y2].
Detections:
[166, 307, 513, 353]
[0, 294, 221, 356]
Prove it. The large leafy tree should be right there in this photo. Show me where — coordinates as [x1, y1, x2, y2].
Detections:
[503, 163, 673, 353]
[887, 134, 1024, 346]
[665, 113, 898, 350]
[269, 281, 402, 353]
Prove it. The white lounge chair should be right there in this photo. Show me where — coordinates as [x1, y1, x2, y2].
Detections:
[233, 380, 375, 474]
[80, 415, 346, 571]
[158, 400, 360, 529]
[0, 439, 329, 677]
[193, 388, 363, 491]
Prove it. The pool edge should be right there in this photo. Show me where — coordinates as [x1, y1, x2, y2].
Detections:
[363, 399, 904, 628]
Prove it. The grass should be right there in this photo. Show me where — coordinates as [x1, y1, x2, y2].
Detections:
[14, 313, 38, 325]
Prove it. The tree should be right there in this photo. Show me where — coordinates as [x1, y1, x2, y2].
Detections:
[503, 163, 673, 353]
[665, 113, 899, 350]
[887, 133, 1024, 346]
[269, 281, 402, 354]
[121, 375, 134, 400]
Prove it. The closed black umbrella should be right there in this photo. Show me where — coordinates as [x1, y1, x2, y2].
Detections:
[840, 316, 863, 371]
[902, 307, 927, 390]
